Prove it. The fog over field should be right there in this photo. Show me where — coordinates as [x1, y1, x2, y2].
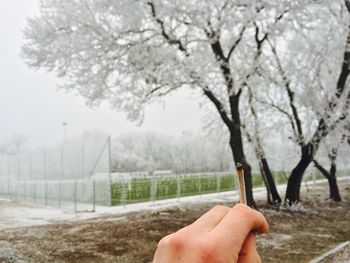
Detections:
[2, 1, 350, 176]
[1, 1, 350, 262]
[0, 0, 204, 149]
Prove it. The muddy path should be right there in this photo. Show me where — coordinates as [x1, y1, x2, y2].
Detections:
[0, 180, 349, 263]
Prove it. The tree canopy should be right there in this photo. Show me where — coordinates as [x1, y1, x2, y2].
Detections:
[22, 0, 350, 206]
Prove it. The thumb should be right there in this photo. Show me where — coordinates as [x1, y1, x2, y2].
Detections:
[237, 232, 261, 263]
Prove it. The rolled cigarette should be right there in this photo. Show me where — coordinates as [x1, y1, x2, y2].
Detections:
[236, 163, 247, 204]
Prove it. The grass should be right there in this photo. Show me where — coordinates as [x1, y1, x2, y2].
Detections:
[110, 172, 282, 206]
[12, 169, 348, 207]
[110, 169, 345, 206]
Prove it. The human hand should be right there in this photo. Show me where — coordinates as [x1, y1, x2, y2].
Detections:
[153, 204, 268, 263]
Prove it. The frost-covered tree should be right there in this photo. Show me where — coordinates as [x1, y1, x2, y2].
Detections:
[313, 142, 341, 202]
[111, 131, 230, 173]
[0, 134, 27, 155]
[313, 118, 350, 201]
[22, 0, 305, 207]
[241, 86, 282, 204]
[256, 0, 350, 204]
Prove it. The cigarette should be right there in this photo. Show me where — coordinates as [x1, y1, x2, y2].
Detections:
[236, 163, 247, 204]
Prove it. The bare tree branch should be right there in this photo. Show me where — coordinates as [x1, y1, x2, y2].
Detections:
[267, 38, 304, 143]
[147, 1, 188, 55]
[345, 0, 350, 12]
[226, 25, 246, 61]
[202, 87, 233, 130]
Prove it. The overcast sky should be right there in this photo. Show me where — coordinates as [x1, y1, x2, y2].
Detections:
[0, 0, 204, 148]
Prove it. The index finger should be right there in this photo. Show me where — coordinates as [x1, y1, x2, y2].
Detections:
[212, 204, 268, 250]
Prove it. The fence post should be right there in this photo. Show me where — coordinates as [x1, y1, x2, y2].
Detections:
[29, 153, 32, 180]
[199, 174, 202, 198]
[58, 181, 62, 208]
[107, 136, 112, 207]
[217, 174, 221, 196]
[16, 156, 19, 180]
[24, 181, 27, 203]
[33, 182, 36, 203]
[15, 181, 18, 202]
[74, 180, 77, 213]
[6, 156, 9, 178]
[45, 181, 48, 207]
[0, 159, 3, 194]
[43, 149, 47, 181]
[61, 146, 64, 181]
[92, 180, 96, 212]
[150, 176, 157, 205]
[7, 161, 10, 195]
[81, 142, 85, 178]
[177, 175, 181, 202]
[232, 172, 236, 190]
[122, 180, 127, 209]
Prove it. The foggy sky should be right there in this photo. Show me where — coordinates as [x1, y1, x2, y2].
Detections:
[0, 0, 203, 149]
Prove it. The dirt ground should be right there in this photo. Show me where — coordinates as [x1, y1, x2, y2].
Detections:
[0, 180, 349, 263]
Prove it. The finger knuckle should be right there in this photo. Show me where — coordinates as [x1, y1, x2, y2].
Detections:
[233, 203, 253, 217]
[167, 232, 187, 251]
[211, 205, 229, 213]
[157, 234, 173, 249]
[198, 236, 226, 262]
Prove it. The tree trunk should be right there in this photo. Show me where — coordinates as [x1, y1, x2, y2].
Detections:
[229, 136, 256, 208]
[203, 89, 256, 207]
[243, 134, 282, 205]
[258, 161, 272, 204]
[329, 160, 341, 201]
[313, 159, 342, 202]
[228, 94, 257, 208]
[285, 144, 313, 205]
[244, 85, 281, 205]
[260, 157, 282, 204]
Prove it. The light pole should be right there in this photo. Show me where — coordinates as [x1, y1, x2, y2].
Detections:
[60, 121, 67, 208]
[62, 122, 68, 143]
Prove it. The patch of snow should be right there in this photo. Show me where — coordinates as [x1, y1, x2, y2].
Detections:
[0, 241, 21, 262]
[0, 204, 98, 230]
[259, 234, 293, 249]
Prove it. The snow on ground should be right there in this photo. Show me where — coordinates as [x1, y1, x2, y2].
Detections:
[0, 199, 92, 230]
[0, 188, 263, 230]
[0, 177, 348, 231]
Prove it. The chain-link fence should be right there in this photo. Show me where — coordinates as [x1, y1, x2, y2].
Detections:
[110, 172, 237, 206]
[108, 169, 350, 206]
[0, 134, 112, 211]
[1, 136, 349, 211]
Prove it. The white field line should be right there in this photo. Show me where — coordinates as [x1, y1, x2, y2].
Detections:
[309, 241, 350, 263]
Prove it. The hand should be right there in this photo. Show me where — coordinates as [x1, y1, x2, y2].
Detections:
[153, 204, 268, 263]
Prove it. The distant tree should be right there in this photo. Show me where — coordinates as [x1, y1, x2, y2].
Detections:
[11, 134, 28, 154]
[241, 86, 282, 204]
[0, 134, 27, 155]
[111, 131, 230, 173]
[0, 139, 10, 155]
[313, 121, 350, 202]
[313, 150, 342, 202]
